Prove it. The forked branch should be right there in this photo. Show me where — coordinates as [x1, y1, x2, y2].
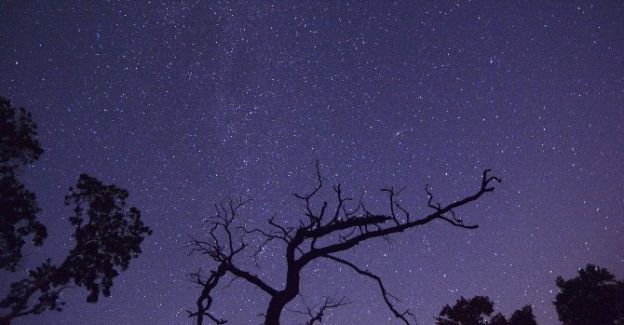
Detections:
[286, 296, 349, 325]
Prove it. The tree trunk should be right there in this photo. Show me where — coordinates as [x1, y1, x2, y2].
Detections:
[264, 296, 287, 325]
[264, 267, 301, 325]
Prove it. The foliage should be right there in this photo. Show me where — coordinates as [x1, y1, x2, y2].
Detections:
[436, 296, 495, 325]
[554, 264, 624, 325]
[0, 97, 43, 171]
[0, 97, 151, 325]
[0, 97, 46, 271]
[0, 174, 152, 324]
[436, 296, 537, 325]
[509, 306, 538, 325]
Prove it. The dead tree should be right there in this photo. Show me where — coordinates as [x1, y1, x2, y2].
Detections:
[188, 163, 501, 325]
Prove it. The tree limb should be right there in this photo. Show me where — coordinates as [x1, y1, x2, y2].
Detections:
[323, 255, 415, 324]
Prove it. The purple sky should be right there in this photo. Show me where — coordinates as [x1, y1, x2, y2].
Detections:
[1, 1, 623, 324]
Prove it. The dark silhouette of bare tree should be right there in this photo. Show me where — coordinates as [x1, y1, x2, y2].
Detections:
[188, 162, 501, 325]
[0, 97, 152, 325]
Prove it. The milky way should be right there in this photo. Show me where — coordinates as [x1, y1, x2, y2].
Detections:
[1, 1, 623, 324]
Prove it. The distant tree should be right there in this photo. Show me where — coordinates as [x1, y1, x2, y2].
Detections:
[0, 97, 152, 325]
[435, 296, 494, 325]
[554, 264, 624, 325]
[187, 162, 501, 325]
[490, 313, 508, 325]
[508, 306, 537, 325]
[435, 296, 537, 325]
[0, 97, 45, 271]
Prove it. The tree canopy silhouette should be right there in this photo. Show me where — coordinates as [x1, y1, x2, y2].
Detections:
[508, 306, 538, 325]
[436, 296, 494, 325]
[0, 97, 45, 271]
[436, 295, 537, 325]
[188, 162, 501, 325]
[554, 264, 624, 325]
[0, 97, 152, 325]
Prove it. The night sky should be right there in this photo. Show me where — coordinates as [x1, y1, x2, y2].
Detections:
[1, 1, 623, 324]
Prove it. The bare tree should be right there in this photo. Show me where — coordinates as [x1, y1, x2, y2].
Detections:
[188, 163, 501, 325]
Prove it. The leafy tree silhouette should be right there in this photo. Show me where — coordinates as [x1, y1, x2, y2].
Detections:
[554, 264, 624, 325]
[436, 296, 494, 325]
[0, 97, 45, 271]
[188, 162, 501, 325]
[0, 97, 152, 325]
[491, 313, 508, 325]
[435, 296, 537, 325]
[508, 306, 538, 325]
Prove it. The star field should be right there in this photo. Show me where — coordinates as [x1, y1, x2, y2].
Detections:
[1, 1, 623, 324]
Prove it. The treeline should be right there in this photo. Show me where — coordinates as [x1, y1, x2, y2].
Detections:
[436, 264, 624, 325]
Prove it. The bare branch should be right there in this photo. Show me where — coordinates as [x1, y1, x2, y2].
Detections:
[324, 255, 415, 325]
[188, 197, 278, 324]
[227, 266, 278, 296]
[293, 161, 323, 201]
[286, 296, 349, 325]
[189, 264, 228, 325]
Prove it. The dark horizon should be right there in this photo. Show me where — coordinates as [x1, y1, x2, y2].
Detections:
[1, 1, 623, 324]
